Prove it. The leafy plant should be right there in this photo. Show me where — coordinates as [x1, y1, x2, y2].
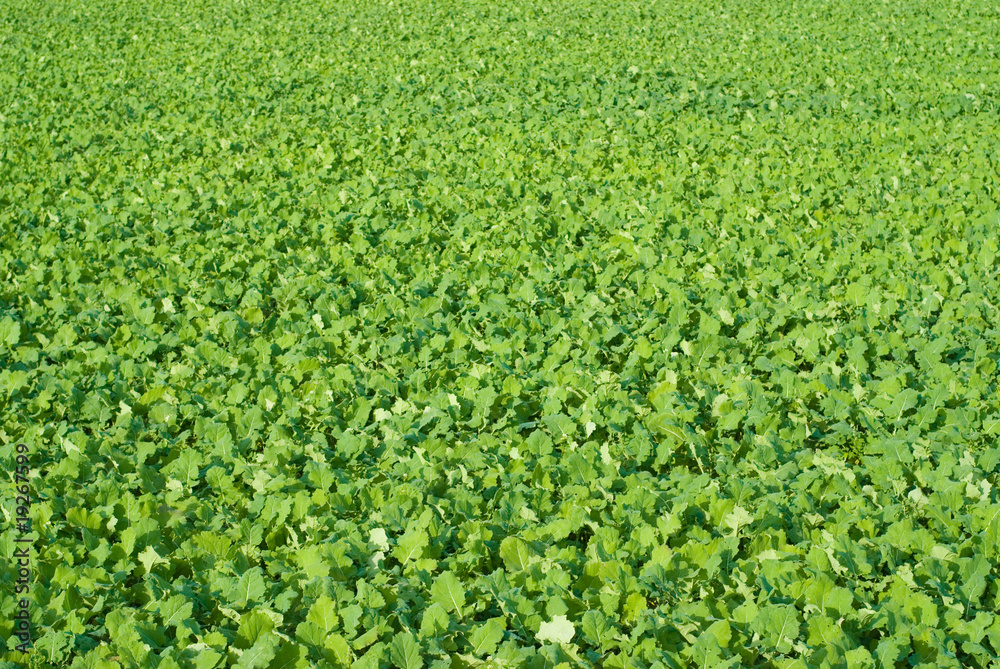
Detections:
[1, 0, 999, 666]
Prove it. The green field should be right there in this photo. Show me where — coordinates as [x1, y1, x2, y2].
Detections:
[2, 0, 1000, 666]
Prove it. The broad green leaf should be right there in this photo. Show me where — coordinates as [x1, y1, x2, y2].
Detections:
[351, 642, 385, 669]
[235, 634, 278, 669]
[237, 610, 275, 648]
[723, 506, 753, 534]
[227, 568, 266, 608]
[581, 610, 613, 649]
[845, 647, 875, 669]
[138, 545, 167, 574]
[270, 642, 310, 669]
[369, 528, 390, 551]
[158, 595, 194, 630]
[755, 604, 801, 654]
[389, 632, 422, 669]
[468, 618, 506, 657]
[536, 615, 575, 645]
[543, 413, 576, 440]
[307, 596, 339, 633]
[419, 603, 450, 639]
[106, 610, 150, 669]
[499, 537, 534, 571]
[0, 317, 21, 348]
[732, 601, 759, 626]
[623, 593, 647, 623]
[326, 634, 353, 666]
[984, 414, 1000, 436]
[392, 528, 429, 565]
[431, 571, 466, 618]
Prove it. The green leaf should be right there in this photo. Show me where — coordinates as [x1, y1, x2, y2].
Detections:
[270, 642, 310, 669]
[419, 603, 450, 639]
[755, 604, 800, 654]
[294, 621, 325, 648]
[732, 601, 758, 625]
[0, 317, 21, 348]
[499, 536, 534, 571]
[234, 634, 278, 669]
[351, 642, 385, 669]
[191, 647, 225, 669]
[543, 413, 576, 440]
[33, 631, 72, 664]
[536, 615, 575, 645]
[157, 595, 194, 630]
[389, 632, 422, 669]
[369, 528, 390, 551]
[581, 610, 613, 649]
[875, 634, 908, 668]
[307, 596, 339, 633]
[392, 527, 429, 565]
[138, 545, 167, 574]
[716, 407, 745, 431]
[886, 388, 920, 420]
[722, 505, 753, 534]
[106, 610, 150, 669]
[689, 628, 726, 668]
[984, 413, 1000, 436]
[227, 568, 266, 608]
[431, 571, 466, 619]
[237, 610, 275, 648]
[326, 634, 354, 667]
[171, 449, 204, 485]
[622, 592, 647, 623]
[468, 618, 506, 657]
[845, 647, 875, 669]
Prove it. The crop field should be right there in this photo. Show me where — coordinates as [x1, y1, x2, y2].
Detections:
[2, 0, 1000, 666]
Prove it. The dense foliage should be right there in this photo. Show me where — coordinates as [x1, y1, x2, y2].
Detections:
[2, 0, 999, 667]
